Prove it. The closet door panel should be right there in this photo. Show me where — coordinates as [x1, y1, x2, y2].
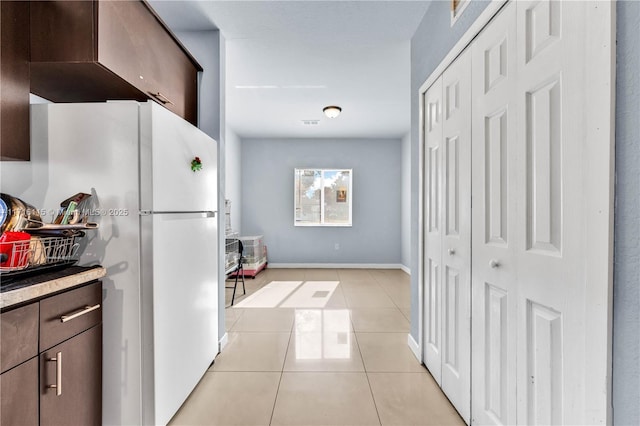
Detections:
[420, 0, 612, 424]
[423, 77, 444, 385]
[470, 3, 518, 425]
[515, 1, 590, 423]
[440, 48, 471, 424]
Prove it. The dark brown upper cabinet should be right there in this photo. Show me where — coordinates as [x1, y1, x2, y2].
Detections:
[30, 0, 202, 125]
[1, 1, 31, 161]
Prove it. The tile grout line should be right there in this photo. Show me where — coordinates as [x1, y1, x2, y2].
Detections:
[356, 271, 410, 425]
[352, 318, 383, 426]
[268, 313, 295, 425]
[373, 275, 412, 324]
[372, 273, 408, 313]
[363, 372, 384, 426]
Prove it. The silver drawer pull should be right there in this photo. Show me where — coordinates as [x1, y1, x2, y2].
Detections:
[148, 91, 174, 105]
[60, 304, 100, 323]
[47, 352, 62, 396]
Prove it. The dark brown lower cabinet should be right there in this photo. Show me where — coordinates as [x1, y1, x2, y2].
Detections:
[0, 279, 102, 426]
[0, 358, 39, 425]
[40, 324, 102, 426]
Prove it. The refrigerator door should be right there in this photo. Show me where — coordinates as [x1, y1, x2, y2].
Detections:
[139, 102, 217, 213]
[140, 212, 218, 426]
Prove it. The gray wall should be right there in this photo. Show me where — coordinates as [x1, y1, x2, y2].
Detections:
[225, 127, 242, 235]
[613, 1, 640, 423]
[401, 132, 411, 271]
[175, 31, 221, 141]
[241, 138, 402, 265]
[409, 0, 491, 341]
[410, 2, 640, 424]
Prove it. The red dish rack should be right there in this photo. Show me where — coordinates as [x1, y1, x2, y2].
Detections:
[0, 235, 80, 274]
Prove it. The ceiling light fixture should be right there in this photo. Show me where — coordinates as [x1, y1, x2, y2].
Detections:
[323, 105, 342, 119]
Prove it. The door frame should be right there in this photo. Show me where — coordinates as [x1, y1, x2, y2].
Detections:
[416, 0, 616, 422]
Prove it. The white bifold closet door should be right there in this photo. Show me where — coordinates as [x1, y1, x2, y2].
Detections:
[423, 49, 472, 424]
[470, 3, 518, 425]
[471, 1, 611, 425]
[424, 71, 444, 386]
[514, 1, 593, 423]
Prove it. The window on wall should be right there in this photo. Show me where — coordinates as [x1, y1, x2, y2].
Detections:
[294, 169, 352, 227]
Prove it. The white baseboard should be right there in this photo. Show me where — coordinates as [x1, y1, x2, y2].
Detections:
[399, 264, 411, 275]
[218, 332, 229, 353]
[268, 263, 406, 270]
[408, 333, 421, 363]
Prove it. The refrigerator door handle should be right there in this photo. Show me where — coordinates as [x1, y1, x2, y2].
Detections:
[139, 210, 216, 217]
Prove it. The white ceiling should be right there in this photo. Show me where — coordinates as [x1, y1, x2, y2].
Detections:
[149, 1, 432, 139]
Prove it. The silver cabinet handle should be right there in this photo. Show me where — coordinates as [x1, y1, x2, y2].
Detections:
[47, 352, 62, 396]
[448, 248, 456, 255]
[490, 259, 500, 268]
[60, 304, 100, 323]
[148, 91, 174, 105]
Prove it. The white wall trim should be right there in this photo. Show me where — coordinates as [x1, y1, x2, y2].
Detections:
[417, 53, 425, 372]
[268, 263, 405, 270]
[218, 332, 229, 353]
[399, 264, 411, 275]
[408, 333, 422, 363]
[417, 0, 508, 374]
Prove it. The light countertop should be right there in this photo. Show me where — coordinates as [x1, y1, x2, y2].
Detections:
[1, 265, 106, 310]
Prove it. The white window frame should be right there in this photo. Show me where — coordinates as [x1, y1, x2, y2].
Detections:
[294, 168, 353, 227]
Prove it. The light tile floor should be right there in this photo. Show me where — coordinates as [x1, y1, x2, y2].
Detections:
[170, 268, 464, 426]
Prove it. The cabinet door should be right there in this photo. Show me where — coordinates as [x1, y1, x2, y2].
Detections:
[40, 325, 102, 426]
[29, 0, 95, 63]
[29, 0, 199, 125]
[97, 0, 199, 124]
[29, 0, 148, 104]
[0, 358, 39, 425]
[0, 0, 30, 161]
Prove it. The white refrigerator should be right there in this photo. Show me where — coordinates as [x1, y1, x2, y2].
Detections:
[2, 101, 219, 425]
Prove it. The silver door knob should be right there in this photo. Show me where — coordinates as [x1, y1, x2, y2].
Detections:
[448, 248, 456, 255]
[490, 259, 500, 268]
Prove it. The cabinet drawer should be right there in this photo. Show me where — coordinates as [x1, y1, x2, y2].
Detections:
[1, 303, 39, 373]
[40, 281, 102, 351]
